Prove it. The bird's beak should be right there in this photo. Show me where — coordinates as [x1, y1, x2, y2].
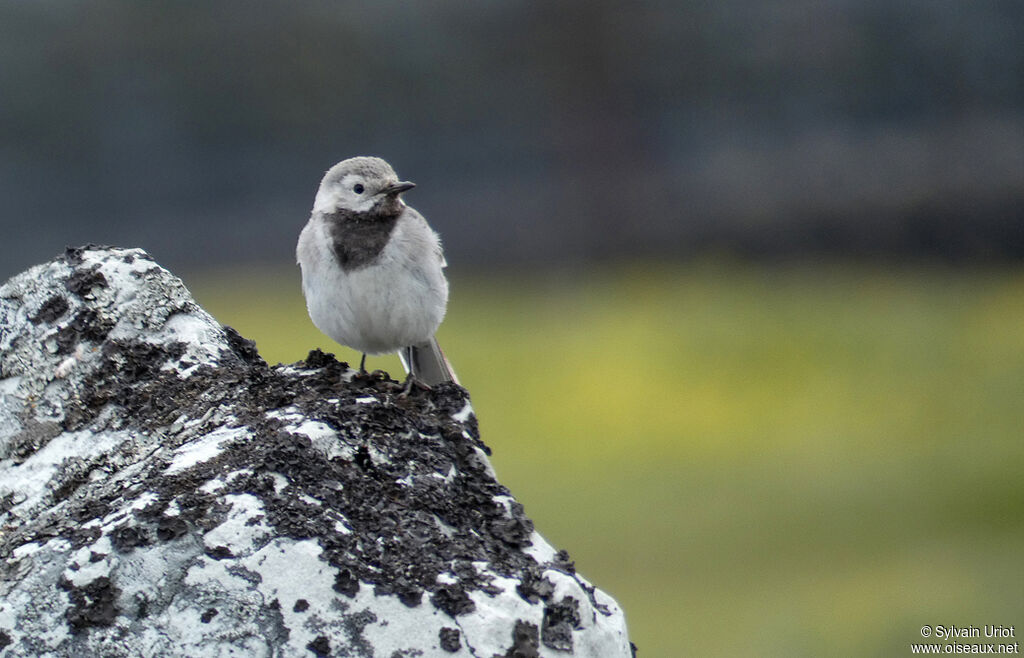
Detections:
[380, 181, 415, 196]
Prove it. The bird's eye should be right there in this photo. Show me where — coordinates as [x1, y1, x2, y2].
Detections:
[353, 183, 365, 194]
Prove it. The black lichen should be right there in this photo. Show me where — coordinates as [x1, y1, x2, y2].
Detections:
[135, 594, 150, 619]
[499, 620, 541, 658]
[306, 635, 331, 657]
[541, 596, 581, 651]
[516, 569, 555, 604]
[552, 549, 575, 574]
[156, 516, 188, 541]
[63, 244, 116, 266]
[54, 309, 116, 355]
[110, 525, 148, 553]
[205, 546, 234, 560]
[302, 348, 348, 372]
[431, 584, 476, 618]
[438, 627, 461, 652]
[332, 569, 360, 599]
[51, 465, 92, 502]
[223, 324, 265, 366]
[395, 586, 423, 608]
[29, 295, 69, 324]
[65, 266, 108, 298]
[59, 576, 121, 633]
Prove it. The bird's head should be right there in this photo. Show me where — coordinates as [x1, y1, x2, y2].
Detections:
[312, 156, 415, 216]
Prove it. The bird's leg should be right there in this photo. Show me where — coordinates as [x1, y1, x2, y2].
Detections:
[357, 353, 386, 382]
[354, 353, 377, 383]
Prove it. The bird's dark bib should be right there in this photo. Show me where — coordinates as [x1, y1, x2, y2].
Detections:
[326, 205, 400, 272]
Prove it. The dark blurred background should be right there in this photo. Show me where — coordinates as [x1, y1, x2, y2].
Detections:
[2, 0, 1022, 277]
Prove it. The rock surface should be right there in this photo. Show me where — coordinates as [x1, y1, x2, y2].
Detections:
[0, 246, 633, 657]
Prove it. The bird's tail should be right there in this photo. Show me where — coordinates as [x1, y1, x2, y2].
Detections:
[398, 337, 458, 386]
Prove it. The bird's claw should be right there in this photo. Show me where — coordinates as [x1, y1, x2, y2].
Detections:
[397, 373, 431, 397]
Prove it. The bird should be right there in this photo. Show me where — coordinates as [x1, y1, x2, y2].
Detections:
[296, 156, 457, 390]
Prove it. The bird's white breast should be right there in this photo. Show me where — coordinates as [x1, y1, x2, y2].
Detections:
[296, 210, 448, 355]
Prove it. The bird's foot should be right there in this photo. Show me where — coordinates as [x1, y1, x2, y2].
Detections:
[398, 373, 431, 398]
[352, 369, 388, 386]
[351, 353, 387, 384]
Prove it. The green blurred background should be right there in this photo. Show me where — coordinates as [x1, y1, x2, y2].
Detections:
[4, 1, 1024, 654]
[189, 261, 1024, 656]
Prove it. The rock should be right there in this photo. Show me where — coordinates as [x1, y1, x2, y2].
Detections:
[0, 246, 633, 657]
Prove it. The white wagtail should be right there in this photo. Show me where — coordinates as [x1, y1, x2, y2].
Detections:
[296, 156, 457, 389]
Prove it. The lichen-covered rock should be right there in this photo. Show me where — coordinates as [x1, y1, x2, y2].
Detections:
[0, 246, 633, 657]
